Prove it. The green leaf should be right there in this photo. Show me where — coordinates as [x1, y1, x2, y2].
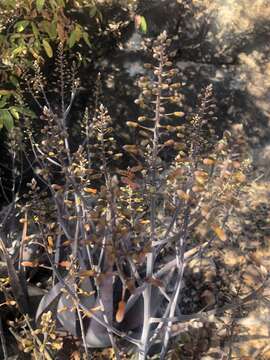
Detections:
[10, 107, 20, 120]
[36, 0, 45, 12]
[15, 107, 36, 118]
[74, 25, 82, 41]
[10, 34, 21, 45]
[40, 20, 51, 35]
[68, 30, 77, 48]
[31, 22, 40, 39]
[0, 119, 3, 130]
[15, 20, 29, 32]
[0, 110, 14, 131]
[0, 90, 15, 96]
[12, 45, 27, 57]
[82, 32, 91, 47]
[97, 8, 103, 22]
[49, 21, 57, 40]
[5, 0, 17, 9]
[9, 76, 19, 87]
[0, 97, 7, 109]
[140, 16, 147, 33]
[41, 20, 57, 40]
[67, 25, 82, 48]
[89, 6, 97, 18]
[49, 0, 57, 9]
[56, 0, 65, 6]
[0, 35, 5, 46]
[42, 39, 53, 58]
[34, 39, 41, 51]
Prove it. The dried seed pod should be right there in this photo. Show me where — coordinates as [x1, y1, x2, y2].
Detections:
[203, 158, 215, 166]
[143, 63, 152, 69]
[195, 175, 207, 185]
[116, 301, 126, 323]
[51, 184, 63, 190]
[173, 111, 185, 117]
[192, 185, 204, 193]
[138, 116, 147, 122]
[83, 187, 97, 194]
[177, 189, 190, 201]
[211, 224, 227, 241]
[234, 172, 246, 183]
[126, 121, 138, 128]
[164, 139, 175, 147]
[194, 170, 208, 178]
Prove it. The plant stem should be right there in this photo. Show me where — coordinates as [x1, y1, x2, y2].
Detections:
[139, 49, 164, 360]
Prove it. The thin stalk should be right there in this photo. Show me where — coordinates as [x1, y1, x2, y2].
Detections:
[59, 44, 65, 117]
[139, 50, 164, 359]
[160, 206, 190, 358]
[72, 195, 81, 258]
[76, 302, 89, 358]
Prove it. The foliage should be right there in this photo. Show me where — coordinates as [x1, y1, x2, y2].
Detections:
[0, 29, 254, 359]
[0, 0, 142, 131]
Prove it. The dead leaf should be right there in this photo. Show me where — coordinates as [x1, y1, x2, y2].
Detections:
[177, 189, 190, 201]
